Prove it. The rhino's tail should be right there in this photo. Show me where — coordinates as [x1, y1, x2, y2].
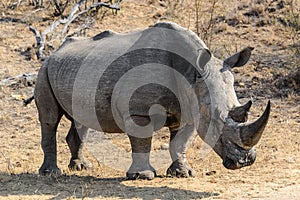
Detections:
[23, 96, 34, 106]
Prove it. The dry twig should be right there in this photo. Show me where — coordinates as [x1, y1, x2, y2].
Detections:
[29, 0, 122, 59]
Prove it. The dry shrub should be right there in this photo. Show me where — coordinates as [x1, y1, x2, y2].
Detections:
[283, 0, 300, 54]
[194, 0, 221, 48]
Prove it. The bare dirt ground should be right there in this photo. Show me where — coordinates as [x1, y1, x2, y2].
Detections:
[0, 0, 299, 199]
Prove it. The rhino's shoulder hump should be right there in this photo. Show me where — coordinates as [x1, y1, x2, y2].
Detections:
[93, 30, 117, 41]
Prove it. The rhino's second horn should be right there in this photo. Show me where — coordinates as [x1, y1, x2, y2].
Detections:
[229, 100, 252, 123]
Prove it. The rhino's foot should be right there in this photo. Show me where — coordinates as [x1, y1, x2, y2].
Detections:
[167, 159, 196, 178]
[68, 158, 92, 171]
[126, 170, 157, 180]
[39, 164, 61, 176]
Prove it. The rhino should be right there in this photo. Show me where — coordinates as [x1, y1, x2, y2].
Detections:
[34, 22, 270, 180]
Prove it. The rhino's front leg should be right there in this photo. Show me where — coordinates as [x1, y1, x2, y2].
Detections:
[167, 124, 196, 178]
[66, 121, 92, 171]
[126, 135, 156, 180]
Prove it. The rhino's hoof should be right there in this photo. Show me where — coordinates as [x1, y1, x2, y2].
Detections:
[126, 170, 157, 180]
[68, 159, 92, 171]
[39, 165, 61, 176]
[167, 159, 196, 178]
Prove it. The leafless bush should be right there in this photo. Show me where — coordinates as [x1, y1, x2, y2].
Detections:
[29, 0, 122, 59]
[285, 0, 299, 55]
[194, 0, 220, 48]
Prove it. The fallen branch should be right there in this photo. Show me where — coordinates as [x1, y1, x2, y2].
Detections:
[61, 1, 121, 40]
[66, 19, 94, 38]
[29, 26, 43, 59]
[29, 0, 122, 59]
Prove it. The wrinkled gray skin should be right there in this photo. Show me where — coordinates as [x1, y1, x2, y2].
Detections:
[34, 22, 270, 180]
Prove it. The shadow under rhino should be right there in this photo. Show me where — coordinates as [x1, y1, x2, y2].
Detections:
[0, 173, 219, 199]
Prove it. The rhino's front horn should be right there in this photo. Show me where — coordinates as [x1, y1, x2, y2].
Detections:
[239, 100, 271, 147]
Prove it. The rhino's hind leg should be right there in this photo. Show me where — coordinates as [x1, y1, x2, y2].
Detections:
[66, 121, 92, 171]
[167, 125, 196, 178]
[39, 122, 62, 175]
[126, 135, 156, 180]
[35, 65, 63, 176]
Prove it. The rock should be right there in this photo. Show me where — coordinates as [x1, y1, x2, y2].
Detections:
[239, 82, 245, 87]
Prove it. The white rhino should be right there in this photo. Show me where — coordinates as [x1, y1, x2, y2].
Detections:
[34, 22, 270, 180]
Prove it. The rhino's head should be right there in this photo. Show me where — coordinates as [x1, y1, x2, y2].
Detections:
[196, 47, 270, 170]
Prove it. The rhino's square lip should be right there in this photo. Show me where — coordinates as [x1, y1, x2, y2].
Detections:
[223, 154, 255, 169]
[222, 140, 256, 169]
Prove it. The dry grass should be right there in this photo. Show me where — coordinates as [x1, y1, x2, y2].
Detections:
[0, 0, 299, 199]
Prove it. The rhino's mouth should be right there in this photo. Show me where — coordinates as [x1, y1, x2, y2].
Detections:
[223, 156, 255, 169]
[222, 147, 256, 170]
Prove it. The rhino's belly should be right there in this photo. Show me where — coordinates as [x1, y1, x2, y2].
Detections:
[52, 85, 123, 132]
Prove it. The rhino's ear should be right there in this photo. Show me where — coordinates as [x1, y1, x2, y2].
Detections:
[196, 48, 212, 70]
[224, 47, 254, 68]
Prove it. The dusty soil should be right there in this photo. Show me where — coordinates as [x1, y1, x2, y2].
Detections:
[0, 0, 299, 199]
